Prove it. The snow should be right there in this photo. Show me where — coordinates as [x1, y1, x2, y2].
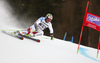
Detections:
[0, 0, 100, 63]
[0, 33, 100, 63]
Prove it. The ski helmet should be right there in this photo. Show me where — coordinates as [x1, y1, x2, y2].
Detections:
[46, 13, 53, 21]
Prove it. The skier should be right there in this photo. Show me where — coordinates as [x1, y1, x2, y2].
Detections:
[21, 13, 54, 40]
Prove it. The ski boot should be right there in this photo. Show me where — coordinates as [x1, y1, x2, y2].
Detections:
[26, 33, 35, 37]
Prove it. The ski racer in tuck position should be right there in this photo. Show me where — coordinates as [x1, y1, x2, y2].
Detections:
[19, 13, 54, 40]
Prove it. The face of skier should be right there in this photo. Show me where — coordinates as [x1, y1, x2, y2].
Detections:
[46, 17, 51, 23]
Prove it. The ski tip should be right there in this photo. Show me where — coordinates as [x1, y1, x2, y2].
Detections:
[20, 37, 24, 40]
[37, 40, 40, 42]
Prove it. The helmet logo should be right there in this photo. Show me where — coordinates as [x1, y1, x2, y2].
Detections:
[46, 13, 53, 20]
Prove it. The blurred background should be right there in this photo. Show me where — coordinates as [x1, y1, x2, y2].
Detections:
[5, 0, 100, 48]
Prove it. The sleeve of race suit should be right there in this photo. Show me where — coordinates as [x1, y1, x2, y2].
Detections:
[48, 22, 54, 34]
[27, 17, 42, 34]
[48, 22, 54, 39]
[48, 22, 54, 40]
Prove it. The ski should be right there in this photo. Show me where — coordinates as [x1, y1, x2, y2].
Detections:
[2, 30, 24, 40]
[2, 29, 40, 42]
[19, 34, 40, 42]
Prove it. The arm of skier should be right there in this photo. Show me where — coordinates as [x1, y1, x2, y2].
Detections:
[49, 23, 54, 40]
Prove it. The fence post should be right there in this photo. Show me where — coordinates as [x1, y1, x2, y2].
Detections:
[71, 36, 73, 42]
[63, 32, 67, 40]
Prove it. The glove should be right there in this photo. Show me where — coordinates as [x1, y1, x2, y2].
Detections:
[50, 33, 54, 40]
[51, 35, 54, 40]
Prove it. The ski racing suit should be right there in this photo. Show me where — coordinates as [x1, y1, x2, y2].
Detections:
[27, 17, 54, 37]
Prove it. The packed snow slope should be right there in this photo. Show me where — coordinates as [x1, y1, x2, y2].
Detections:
[0, 31, 100, 63]
[0, 0, 100, 63]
